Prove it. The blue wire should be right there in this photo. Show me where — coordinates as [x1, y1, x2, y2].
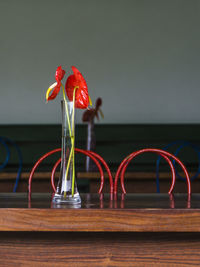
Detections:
[0, 137, 23, 192]
[173, 142, 200, 181]
[0, 138, 10, 170]
[156, 141, 200, 193]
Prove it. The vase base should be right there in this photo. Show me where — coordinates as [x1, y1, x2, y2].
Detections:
[52, 192, 81, 205]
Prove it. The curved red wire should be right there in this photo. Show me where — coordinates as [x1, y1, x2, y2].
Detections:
[29, 148, 104, 194]
[114, 148, 191, 195]
[51, 150, 104, 194]
[51, 158, 60, 192]
[121, 153, 175, 194]
[28, 148, 61, 194]
[29, 148, 113, 194]
[114, 151, 170, 194]
[85, 150, 113, 193]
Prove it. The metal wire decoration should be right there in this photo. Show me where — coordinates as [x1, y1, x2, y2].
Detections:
[114, 148, 191, 195]
[28, 148, 113, 195]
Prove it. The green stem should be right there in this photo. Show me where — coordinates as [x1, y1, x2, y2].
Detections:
[63, 141, 74, 198]
[71, 88, 77, 196]
[61, 83, 72, 137]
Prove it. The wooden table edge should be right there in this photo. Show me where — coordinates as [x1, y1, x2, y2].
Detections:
[0, 208, 200, 232]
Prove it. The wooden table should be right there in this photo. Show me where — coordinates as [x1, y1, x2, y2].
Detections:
[1, 193, 200, 266]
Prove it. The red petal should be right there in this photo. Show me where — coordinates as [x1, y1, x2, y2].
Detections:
[65, 67, 89, 109]
[71, 66, 83, 81]
[47, 82, 61, 101]
[65, 75, 76, 101]
[76, 88, 89, 109]
[55, 66, 65, 82]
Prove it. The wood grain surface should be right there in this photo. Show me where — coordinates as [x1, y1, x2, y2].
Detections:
[0, 193, 199, 232]
[0, 232, 200, 266]
[1, 208, 200, 232]
[0, 193, 200, 266]
[0, 209, 200, 232]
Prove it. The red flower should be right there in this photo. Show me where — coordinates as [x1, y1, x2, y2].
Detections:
[65, 66, 89, 109]
[46, 66, 66, 101]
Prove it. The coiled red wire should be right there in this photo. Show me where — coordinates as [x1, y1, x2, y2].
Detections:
[28, 148, 113, 195]
[121, 153, 175, 194]
[114, 148, 191, 195]
[29, 147, 191, 197]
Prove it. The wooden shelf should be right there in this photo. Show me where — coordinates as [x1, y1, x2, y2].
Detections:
[0, 171, 196, 180]
[0, 193, 199, 232]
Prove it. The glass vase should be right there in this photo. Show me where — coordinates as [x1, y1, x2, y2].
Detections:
[52, 100, 81, 205]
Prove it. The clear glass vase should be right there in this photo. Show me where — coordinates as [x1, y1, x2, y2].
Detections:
[52, 100, 81, 205]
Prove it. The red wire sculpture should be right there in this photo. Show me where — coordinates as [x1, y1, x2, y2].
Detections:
[114, 148, 191, 195]
[29, 147, 191, 197]
[28, 148, 113, 195]
[121, 154, 175, 194]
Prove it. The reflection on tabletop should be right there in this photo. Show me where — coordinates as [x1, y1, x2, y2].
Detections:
[0, 193, 193, 209]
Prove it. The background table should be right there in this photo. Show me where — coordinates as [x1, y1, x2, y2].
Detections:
[0, 193, 200, 266]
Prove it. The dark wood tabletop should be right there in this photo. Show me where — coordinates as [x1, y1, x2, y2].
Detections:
[0, 193, 199, 232]
[1, 193, 200, 266]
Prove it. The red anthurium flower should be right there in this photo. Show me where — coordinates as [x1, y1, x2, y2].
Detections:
[65, 66, 89, 109]
[46, 66, 66, 101]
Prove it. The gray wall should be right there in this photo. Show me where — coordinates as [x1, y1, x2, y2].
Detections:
[0, 0, 199, 124]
